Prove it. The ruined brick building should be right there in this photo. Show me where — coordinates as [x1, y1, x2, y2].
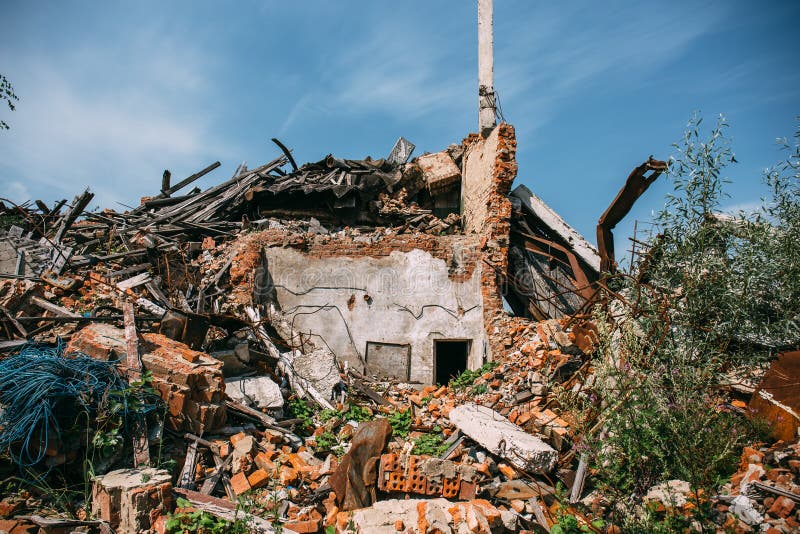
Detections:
[217, 123, 600, 386]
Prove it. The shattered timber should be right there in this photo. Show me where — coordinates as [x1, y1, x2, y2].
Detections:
[0, 105, 799, 534]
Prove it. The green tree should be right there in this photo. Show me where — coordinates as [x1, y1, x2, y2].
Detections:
[562, 114, 799, 528]
[1, 74, 19, 130]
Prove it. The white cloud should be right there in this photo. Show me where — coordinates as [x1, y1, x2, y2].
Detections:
[0, 25, 228, 208]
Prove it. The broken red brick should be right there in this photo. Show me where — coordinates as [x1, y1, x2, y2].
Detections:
[229, 471, 251, 496]
[246, 469, 271, 490]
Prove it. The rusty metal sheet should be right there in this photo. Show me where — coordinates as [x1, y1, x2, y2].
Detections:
[749, 351, 800, 442]
[597, 157, 667, 272]
[329, 418, 392, 511]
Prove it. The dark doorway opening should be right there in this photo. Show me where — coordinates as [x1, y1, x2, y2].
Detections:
[434, 340, 470, 384]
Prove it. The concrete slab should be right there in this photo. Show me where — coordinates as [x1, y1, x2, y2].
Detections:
[448, 403, 557, 474]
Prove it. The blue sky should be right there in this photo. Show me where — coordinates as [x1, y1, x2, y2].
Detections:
[1, 1, 797, 253]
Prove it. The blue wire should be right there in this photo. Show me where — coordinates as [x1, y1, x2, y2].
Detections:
[0, 340, 158, 469]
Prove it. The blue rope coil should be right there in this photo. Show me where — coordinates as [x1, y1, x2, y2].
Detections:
[0, 340, 157, 468]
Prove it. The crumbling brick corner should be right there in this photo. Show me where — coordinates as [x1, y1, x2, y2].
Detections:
[462, 123, 520, 362]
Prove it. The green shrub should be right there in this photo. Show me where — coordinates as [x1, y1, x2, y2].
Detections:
[287, 397, 315, 436]
[562, 115, 796, 528]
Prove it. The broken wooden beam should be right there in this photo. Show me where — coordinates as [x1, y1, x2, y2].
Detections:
[178, 438, 199, 490]
[29, 295, 81, 318]
[123, 302, 150, 467]
[160, 161, 221, 198]
[54, 188, 95, 243]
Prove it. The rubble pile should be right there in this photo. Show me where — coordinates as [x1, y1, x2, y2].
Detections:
[0, 126, 796, 534]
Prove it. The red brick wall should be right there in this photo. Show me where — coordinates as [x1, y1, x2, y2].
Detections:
[462, 124, 530, 361]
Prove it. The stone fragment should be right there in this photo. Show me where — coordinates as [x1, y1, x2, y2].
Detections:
[730, 495, 764, 526]
[292, 348, 341, 401]
[645, 480, 691, 508]
[448, 403, 557, 473]
[349, 498, 452, 534]
[225, 375, 284, 412]
[91, 468, 173, 533]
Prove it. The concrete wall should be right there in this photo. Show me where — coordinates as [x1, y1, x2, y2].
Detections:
[262, 244, 485, 384]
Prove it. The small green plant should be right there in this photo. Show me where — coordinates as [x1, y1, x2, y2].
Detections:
[387, 409, 411, 438]
[550, 483, 605, 534]
[412, 429, 448, 457]
[448, 361, 497, 390]
[314, 431, 341, 453]
[342, 404, 371, 422]
[287, 397, 316, 436]
[471, 383, 488, 395]
[166, 497, 251, 533]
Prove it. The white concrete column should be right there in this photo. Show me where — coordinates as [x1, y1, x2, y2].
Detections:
[478, 0, 496, 137]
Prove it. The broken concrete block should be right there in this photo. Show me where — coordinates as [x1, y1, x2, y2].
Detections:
[449, 403, 557, 474]
[645, 480, 691, 508]
[210, 347, 251, 376]
[417, 151, 462, 194]
[225, 375, 284, 412]
[349, 498, 507, 534]
[91, 467, 172, 533]
[349, 498, 453, 534]
[730, 495, 764, 526]
[292, 347, 341, 402]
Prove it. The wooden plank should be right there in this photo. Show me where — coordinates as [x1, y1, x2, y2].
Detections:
[123, 302, 150, 467]
[161, 170, 171, 195]
[162, 161, 220, 197]
[569, 454, 588, 503]
[109, 263, 150, 278]
[0, 306, 27, 337]
[751, 481, 800, 503]
[54, 188, 95, 243]
[29, 295, 81, 318]
[178, 439, 199, 489]
[441, 434, 465, 461]
[527, 497, 550, 532]
[351, 377, 390, 406]
[200, 453, 233, 495]
[116, 272, 152, 291]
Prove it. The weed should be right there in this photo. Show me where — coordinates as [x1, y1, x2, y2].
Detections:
[471, 383, 488, 395]
[449, 361, 497, 390]
[165, 497, 251, 533]
[387, 409, 411, 438]
[412, 429, 448, 457]
[342, 404, 371, 422]
[287, 397, 316, 436]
